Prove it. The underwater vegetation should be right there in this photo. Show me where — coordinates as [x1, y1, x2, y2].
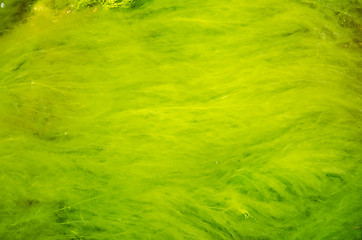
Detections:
[0, 0, 361, 239]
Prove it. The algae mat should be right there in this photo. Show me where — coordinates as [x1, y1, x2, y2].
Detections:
[0, 0, 361, 239]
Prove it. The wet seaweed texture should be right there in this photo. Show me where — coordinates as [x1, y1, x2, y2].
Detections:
[0, 0, 361, 239]
[0, 0, 37, 34]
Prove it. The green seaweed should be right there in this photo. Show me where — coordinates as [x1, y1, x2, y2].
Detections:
[0, 0, 361, 239]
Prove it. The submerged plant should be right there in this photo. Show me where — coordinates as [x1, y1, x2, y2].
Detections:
[0, 0, 361, 239]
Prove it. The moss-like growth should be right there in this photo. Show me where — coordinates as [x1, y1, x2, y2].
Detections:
[0, 0, 361, 239]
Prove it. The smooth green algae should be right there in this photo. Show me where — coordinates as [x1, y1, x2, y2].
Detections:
[0, 0, 361, 239]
